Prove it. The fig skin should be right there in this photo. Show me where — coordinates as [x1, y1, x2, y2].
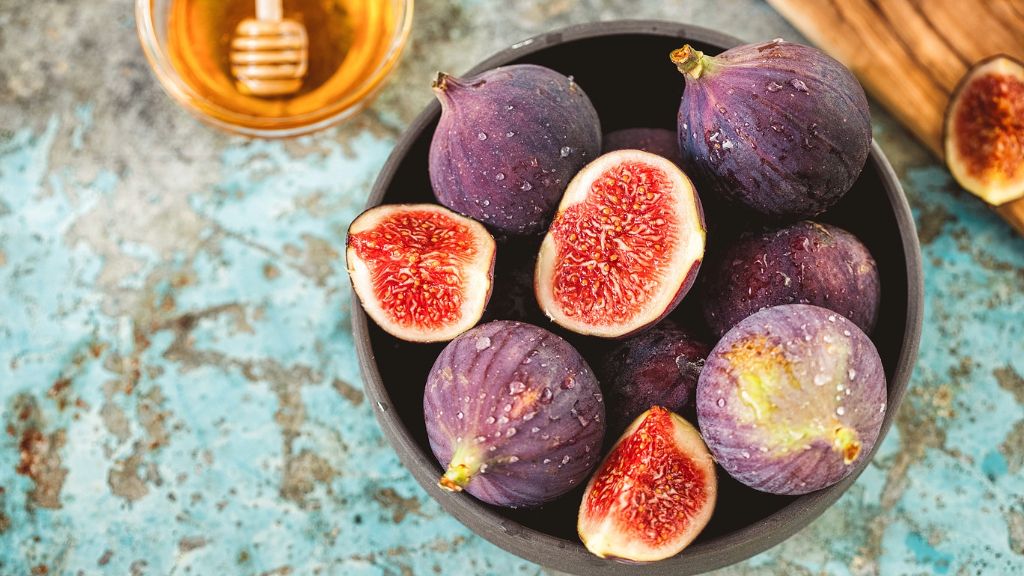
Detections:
[671, 40, 872, 218]
[603, 128, 684, 167]
[598, 320, 710, 436]
[702, 221, 880, 337]
[696, 304, 886, 495]
[943, 54, 1024, 205]
[578, 406, 717, 562]
[424, 320, 606, 508]
[429, 65, 602, 235]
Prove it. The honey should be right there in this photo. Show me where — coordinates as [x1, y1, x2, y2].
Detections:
[163, 0, 407, 132]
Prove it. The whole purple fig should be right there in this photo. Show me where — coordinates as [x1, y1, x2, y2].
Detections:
[429, 65, 601, 235]
[703, 221, 880, 337]
[424, 320, 605, 507]
[671, 40, 872, 218]
[696, 305, 886, 495]
[598, 320, 709, 436]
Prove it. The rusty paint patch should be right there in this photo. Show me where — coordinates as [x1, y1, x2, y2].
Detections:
[994, 365, 1024, 403]
[332, 378, 364, 406]
[97, 550, 113, 566]
[281, 450, 336, 505]
[9, 394, 67, 509]
[1002, 420, 1024, 475]
[917, 204, 955, 244]
[373, 488, 423, 523]
[108, 445, 149, 502]
[179, 536, 208, 552]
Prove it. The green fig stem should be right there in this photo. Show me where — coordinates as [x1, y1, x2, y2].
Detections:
[438, 446, 482, 492]
[670, 45, 712, 79]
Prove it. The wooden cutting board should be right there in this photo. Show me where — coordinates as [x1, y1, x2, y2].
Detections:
[767, 0, 1024, 235]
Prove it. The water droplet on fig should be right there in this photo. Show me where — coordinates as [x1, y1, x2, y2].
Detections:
[741, 450, 750, 459]
[477, 132, 488, 140]
[503, 403, 512, 413]
[456, 411, 464, 419]
[506, 427, 517, 437]
[789, 78, 809, 92]
[828, 314, 836, 322]
[593, 392, 603, 403]
[814, 374, 829, 386]
[717, 397, 725, 407]
[475, 435, 486, 443]
[560, 146, 571, 158]
[880, 403, 886, 413]
[507, 455, 519, 463]
[489, 446, 496, 452]
[836, 406, 846, 416]
[505, 104, 514, 111]
[722, 140, 734, 150]
[561, 455, 571, 465]
[577, 415, 589, 427]
[543, 458, 551, 464]
[770, 123, 784, 132]
[520, 181, 533, 191]
[523, 410, 537, 421]
[475, 336, 491, 350]
[767, 81, 783, 92]
[505, 131, 516, 138]
[716, 105, 727, 114]
[804, 334, 812, 341]
[482, 199, 490, 207]
[531, 426, 540, 433]
[485, 416, 495, 424]
[540, 387, 553, 403]
[495, 172, 505, 181]
[848, 369, 857, 380]
[508, 381, 526, 394]
[497, 416, 508, 425]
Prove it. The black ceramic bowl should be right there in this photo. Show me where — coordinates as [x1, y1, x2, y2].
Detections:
[353, 20, 923, 575]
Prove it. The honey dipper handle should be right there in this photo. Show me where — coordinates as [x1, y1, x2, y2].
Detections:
[255, 0, 283, 22]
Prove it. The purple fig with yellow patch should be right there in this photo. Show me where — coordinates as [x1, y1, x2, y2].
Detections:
[430, 65, 601, 235]
[424, 320, 605, 507]
[671, 40, 871, 217]
[703, 221, 880, 337]
[697, 304, 886, 495]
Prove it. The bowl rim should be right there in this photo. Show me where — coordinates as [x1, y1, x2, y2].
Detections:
[352, 19, 924, 575]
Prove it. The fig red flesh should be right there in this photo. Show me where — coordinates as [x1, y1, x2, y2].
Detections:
[535, 150, 706, 338]
[346, 204, 495, 342]
[424, 320, 605, 508]
[944, 55, 1024, 205]
[578, 406, 717, 562]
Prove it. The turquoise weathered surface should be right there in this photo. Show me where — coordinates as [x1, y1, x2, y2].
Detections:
[1, 1, 1022, 574]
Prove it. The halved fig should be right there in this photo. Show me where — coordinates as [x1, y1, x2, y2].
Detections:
[535, 150, 705, 338]
[944, 55, 1024, 205]
[578, 406, 717, 562]
[346, 204, 496, 342]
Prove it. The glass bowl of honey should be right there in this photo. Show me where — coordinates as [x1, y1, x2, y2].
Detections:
[137, 0, 413, 137]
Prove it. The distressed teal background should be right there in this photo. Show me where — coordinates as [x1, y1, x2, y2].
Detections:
[1, 1, 1022, 575]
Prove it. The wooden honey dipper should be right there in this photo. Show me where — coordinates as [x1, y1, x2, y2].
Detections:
[230, 0, 308, 97]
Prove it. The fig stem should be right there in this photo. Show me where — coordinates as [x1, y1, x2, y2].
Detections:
[670, 45, 711, 79]
[431, 71, 450, 91]
[832, 426, 862, 465]
[438, 447, 482, 492]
